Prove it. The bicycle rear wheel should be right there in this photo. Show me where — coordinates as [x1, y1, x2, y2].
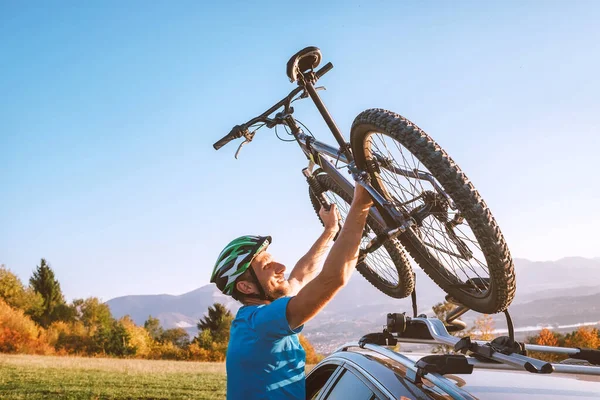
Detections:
[308, 171, 414, 299]
[350, 109, 515, 314]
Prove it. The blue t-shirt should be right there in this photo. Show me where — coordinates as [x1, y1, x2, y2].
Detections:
[226, 296, 306, 400]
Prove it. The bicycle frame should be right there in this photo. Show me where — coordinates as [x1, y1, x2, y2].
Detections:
[216, 63, 444, 250]
[282, 79, 414, 247]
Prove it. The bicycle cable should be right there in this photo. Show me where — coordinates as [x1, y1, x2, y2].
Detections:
[296, 118, 347, 169]
[274, 125, 296, 142]
[295, 118, 316, 139]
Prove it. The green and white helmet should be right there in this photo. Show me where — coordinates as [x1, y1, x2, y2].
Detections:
[211, 235, 271, 296]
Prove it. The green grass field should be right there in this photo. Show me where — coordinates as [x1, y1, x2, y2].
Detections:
[0, 354, 227, 399]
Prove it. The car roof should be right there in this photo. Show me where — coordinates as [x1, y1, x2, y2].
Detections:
[319, 349, 600, 399]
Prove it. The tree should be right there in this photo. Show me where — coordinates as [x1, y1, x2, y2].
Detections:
[197, 303, 233, 344]
[120, 316, 153, 357]
[0, 298, 53, 355]
[0, 265, 43, 318]
[565, 327, 600, 349]
[161, 328, 190, 348]
[144, 315, 164, 341]
[93, 320, 134, 356]
[29, 259, 66, 327]
[195, 329, 214, 348]
[74, 297, 113, 333]
[527, 328, 566, 363]
[299, 334, 322, 364]
[472, 314, 495, 341]
[431, 301, 473, 354]
[49, 320, 94, 355]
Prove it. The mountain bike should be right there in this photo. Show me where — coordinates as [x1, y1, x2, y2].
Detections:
[213, 47, 516, 314]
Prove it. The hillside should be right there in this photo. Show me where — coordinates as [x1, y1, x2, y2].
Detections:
[106, 257, 600, 352]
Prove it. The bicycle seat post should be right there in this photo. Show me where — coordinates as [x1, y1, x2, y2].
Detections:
[302, 80, 353, 163]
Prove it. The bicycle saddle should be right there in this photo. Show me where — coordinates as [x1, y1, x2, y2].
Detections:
[286, 46, 322, 83]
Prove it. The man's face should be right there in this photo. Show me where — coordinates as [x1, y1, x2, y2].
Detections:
[250, 251, 291, 300]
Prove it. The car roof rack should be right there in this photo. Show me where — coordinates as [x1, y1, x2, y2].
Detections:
[335, 313, 600, 400]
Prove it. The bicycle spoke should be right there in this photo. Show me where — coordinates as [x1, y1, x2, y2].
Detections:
[364, 131, 492, 296]
[421, 218, 489, 292]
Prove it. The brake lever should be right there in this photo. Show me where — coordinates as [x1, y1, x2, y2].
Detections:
[234, 131, 255, 159]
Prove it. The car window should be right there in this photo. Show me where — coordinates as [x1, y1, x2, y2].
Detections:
[323, 369, 374, 400]
[306, 364, 340, 400]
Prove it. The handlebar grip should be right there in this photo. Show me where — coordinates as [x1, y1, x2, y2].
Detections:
[213, 135, 234, 150]
[316, 62, 333, 79]
[213, 125, 245, 150]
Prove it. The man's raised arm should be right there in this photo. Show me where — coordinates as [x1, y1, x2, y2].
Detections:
[287, 205, 340, 294]
[286, 185, 372, 330]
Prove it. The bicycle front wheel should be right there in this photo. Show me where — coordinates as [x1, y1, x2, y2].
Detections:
[350, 109, 515, 314]
[308, 171, 414, 299]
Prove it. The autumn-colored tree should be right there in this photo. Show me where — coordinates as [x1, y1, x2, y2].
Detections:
[149, 341, 186, 360]
[299, 334, 322, 364]
[50, 321, 94, 355]
[565, 327, 600, 349]
[431, 301, 473, 353]
[526, 328, 566, 363]
[0, 265, 43, 318]
[73, 297, 113, 333]
[473, 314, 495, 341]
[537, 328, 560, 347]
[432, 301, 455, 323]
[0, 298, 53, 355]
[120, 315, 153, 357]
[187, 342, 212, 361]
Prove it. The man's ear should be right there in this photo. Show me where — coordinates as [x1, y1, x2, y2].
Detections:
[236, 280, 256, 295]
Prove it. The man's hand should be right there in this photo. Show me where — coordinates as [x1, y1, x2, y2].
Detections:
[319, 203, 341, 233]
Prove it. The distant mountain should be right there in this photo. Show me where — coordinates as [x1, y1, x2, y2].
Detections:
[106, 285, 241, 331]
[106, 257, 600, 352]
[507, 292, 600, 326]
[514, 257, 600, 293]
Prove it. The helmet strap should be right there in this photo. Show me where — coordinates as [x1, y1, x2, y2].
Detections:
[247, 265, 274, 302]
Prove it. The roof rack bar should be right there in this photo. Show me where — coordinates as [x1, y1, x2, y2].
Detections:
[337, 342, 476, 400]
[524, 344, 580, 354]
[467, 359, 600, 375]
[378, 337, 600, 375]
[392, 337, 582, 356]
[388, 317, 600, 375]
[396, 318, 557, 373]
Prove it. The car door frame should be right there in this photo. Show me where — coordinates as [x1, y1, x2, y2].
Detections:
[312, 356, 394, 400]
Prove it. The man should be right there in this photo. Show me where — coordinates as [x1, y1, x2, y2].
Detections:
[210, 185, 373, 399]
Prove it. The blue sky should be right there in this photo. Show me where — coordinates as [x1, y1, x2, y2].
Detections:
[1, 1, 599, 301]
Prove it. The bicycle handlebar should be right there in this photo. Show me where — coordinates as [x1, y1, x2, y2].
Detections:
[213, 62, 334, 151]
[213, 125, 246, 150]
[316, 62, 333, 79]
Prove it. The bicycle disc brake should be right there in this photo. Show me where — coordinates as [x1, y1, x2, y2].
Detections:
[410, 191, 473, 260]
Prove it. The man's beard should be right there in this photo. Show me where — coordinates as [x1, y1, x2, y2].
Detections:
[267, 284, 291, 300]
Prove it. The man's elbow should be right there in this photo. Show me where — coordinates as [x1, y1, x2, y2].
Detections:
[318, 271, 349, 291]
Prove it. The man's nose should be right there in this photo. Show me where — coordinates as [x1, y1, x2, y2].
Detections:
[273, 263, 286, 273]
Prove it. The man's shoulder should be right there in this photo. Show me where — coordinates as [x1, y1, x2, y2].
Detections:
[234, 297, 298, 335]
